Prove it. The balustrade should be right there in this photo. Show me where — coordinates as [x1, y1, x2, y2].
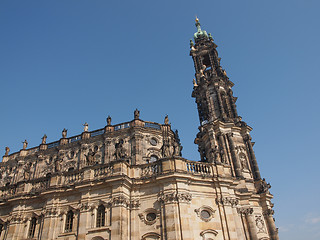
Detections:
[90, 129, 105, 137]
[140, 162, 161, 178]
[186, 161, 212, 175]
[94, 165, 114, 178]
[144, 122, 161, 130]
[64, 171, 84, 184]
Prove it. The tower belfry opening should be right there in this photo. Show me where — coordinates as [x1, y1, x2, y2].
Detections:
[0, 18, 278, 240]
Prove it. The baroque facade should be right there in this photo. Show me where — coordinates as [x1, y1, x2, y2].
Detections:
[0, 19, 278, 240]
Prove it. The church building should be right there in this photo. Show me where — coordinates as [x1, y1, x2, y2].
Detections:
[0, 19, 279, 240]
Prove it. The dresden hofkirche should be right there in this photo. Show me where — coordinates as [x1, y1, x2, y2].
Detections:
[0, 19, 279, 240]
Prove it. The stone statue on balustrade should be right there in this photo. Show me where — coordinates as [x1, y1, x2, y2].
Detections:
[42, 134, 47, 144]
[62, 128, 67, 138]
[22, 140, 28, 150]
[106, 116, 112, 126]
[173, 130, 183, 157]
[164, 115, 169, 125]
[210, 145, 221, 163]
[5, 146, 10, 156]
[114, 139, 127, 160]
[161, 139, 171, 158]
[134, 109, 140, 120]
[83, 122, 89, 132]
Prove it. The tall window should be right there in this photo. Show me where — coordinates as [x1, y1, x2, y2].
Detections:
[65, 210, 74, 232]
[96, 205, 105, 228]
[28, 217, 37, 238]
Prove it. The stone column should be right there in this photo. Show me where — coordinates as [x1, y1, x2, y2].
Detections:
[110, 195, 129, 240]
[244, 135, 261, 180]
[158, 192, 182, 240]
[76, 203, 91, 239]
[5, 218, 17, 240]
[176, 193, 192, 240]
[238, 208, 258, 240]
[263, 209, 279, 240]
[226, 133, 242, 178]
[129, 200, 140, 240]
[41, 211, 55, 239]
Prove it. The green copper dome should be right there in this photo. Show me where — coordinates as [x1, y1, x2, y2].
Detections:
[193, 18, 209, 42]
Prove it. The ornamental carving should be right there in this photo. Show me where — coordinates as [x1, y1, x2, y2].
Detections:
[76, 202, 94, 212]
[111, 196, 130, 208]
[237, 207, 253, 215]
[255, 215, 266, 233]
[129, 200, 140, 209]
[114, 139, 127, 160]
[257, 178, 271, 194]
[263, 208, 274, 217]
[158, 192, 192, 204]
[215, 196, 239, 207]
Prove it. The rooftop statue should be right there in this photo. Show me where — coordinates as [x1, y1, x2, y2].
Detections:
[22, 140, 28, 150]
[62, 128, 67, 138]
[42, 134, 47, 144]
[83, 122, 89, 132]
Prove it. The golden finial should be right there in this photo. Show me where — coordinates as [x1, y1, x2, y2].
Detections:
[195, 16, 199, 23]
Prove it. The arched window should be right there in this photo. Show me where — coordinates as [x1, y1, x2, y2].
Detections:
[96, 205, 105, 228]
[28, 217, 37, 238]
[65, 210, 74, 232]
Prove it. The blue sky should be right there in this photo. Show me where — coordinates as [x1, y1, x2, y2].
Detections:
[1, 1, 319, 239]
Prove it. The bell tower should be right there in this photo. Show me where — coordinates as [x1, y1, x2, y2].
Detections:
[190, 19, 279, 240]
[191, 18, 260, 179]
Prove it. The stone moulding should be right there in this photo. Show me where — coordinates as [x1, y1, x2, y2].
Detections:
[215, 196, 239, 207]
[237, 207, 254, 215]
[157, 192, 192, 204]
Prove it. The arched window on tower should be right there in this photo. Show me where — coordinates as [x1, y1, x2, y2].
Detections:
[96, 205, 105, 228]
[65, 210, 74, 233]
[28, 217, 37, 238]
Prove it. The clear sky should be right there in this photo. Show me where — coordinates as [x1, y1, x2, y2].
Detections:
[1, 1, 319, 239]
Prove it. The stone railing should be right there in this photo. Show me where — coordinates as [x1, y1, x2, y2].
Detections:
[64, 171, 84, 185]
[140, 161, 162, 178]
[30, 177, 51, 194]
[94, 165, 114, 178]
[0, 159, 215, 200]
[186, 161, 213, 175]
[2, 120, 164, 162]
